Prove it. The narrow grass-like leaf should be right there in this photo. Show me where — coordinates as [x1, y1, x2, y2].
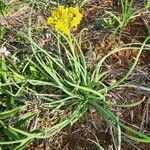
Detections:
[0, 108, 21, 120]
[14, 112, 38, 128]
[15, 138, 32, 150]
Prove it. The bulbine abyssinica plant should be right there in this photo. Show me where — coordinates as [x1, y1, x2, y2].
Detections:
[0, 5, 150, 150]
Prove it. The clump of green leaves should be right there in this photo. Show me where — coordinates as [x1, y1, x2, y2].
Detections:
[106, 0, 139, 32]
[0, 0, 10, 16]
[7, 25, 150, 149]
[0, 53, 43, 150]
[146, 0, 150, 8]
[95, 16, 117, 29]
[0, 107, 40, 150]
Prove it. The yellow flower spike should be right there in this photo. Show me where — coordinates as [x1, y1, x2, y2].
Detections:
[47, 5, 83, 35]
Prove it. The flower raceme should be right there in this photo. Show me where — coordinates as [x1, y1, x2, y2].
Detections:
[47, 5, 83, 35]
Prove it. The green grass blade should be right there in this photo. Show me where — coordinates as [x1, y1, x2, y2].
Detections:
[0, 107, 21, 120]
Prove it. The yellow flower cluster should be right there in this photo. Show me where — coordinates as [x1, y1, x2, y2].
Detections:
[47, 5, 83, 35]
